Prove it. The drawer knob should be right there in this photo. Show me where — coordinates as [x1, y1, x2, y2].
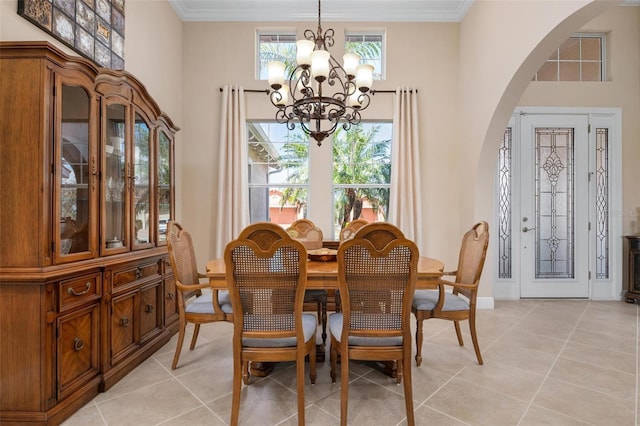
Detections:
[120, 317, 130, 327]
[166, 293, 174, 300]
[68, 282, 92, 296]
[136, 268, 143, 279]
[73, 337, 85, 351]
[145, 304, 154, 313]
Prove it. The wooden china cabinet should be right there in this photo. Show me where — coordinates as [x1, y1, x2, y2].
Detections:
[624, 236, 640, 303]
[0, 42, 179, 425]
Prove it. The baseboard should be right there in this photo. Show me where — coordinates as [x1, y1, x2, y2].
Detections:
[477, 296, 494, 310]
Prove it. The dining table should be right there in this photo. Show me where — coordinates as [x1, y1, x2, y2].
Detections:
[205, 254, 444, 376]
[205, 255, 444, 290]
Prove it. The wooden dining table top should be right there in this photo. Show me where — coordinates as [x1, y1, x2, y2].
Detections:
[205, 256, 444, 290]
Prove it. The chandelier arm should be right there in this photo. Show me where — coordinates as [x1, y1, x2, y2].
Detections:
[266, 0, 373, 147]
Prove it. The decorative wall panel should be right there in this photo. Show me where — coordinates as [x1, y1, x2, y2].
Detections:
[18, 0, 124, 69]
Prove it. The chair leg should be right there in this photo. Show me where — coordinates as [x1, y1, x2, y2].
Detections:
[402, 354, 415, 426]
[320, 301, 327, 344]
[469, 316, 483, 365]
[330, 342, 337, 383]
[231, 355, 243, 426]
[340, 348, 349, 426]
[309, 338, 317, 384]
[296, 352, 306, 426]
[242, 361, 250, 385]
[395, 358, 403, 385]
[454, 320, 464, 346]
[171, 319, 187, 370]
[190, 323, 201, 350]
[414, 317, 424, 367]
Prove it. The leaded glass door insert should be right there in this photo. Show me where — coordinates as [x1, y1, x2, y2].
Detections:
[520, 114, 589, 298]
[535, 127, 575, 279]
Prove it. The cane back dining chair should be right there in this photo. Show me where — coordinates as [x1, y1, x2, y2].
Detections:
[329, 223, 418, 426]
[334, 219, 369, 312]
[286, 218, 327, 344]
[166, 221, 233, 370]
[224, 222, 317, 426]
[338, 219, 369, 242]
[412, 221, 489, 366]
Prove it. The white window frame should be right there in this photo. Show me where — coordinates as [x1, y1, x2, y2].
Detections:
[256, 30, 297, 80]
[344, 30, 386, 80]
[245, 121, 393, 240]
[533, 33, 606, 82]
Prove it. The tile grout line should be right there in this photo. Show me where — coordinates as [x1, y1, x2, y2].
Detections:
[516, 300, 591, 426]
[154, 352, 251, 425]
[412, 300, 542, 418]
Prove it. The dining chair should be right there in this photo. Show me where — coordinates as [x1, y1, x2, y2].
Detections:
[412, 221, 489, 366]
[224, 222, 317, 426]
[329, 223, 418, 426]
[335, 219, 369, 312]
[286, 218, 327, 345]
[338, 218, 368, 242]
[166, 221, 233, 370]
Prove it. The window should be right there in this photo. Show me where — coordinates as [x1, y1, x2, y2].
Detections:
[247, 122, 308, 226]
[497, 127, 512, 279]
[247, 122, 392, 239]
[332, 123, 391, 237]
[257, 31, 297, 80]
[345, 32, 384, 80]
[533, 33, 605, 82]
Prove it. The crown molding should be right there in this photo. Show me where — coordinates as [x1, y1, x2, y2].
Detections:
[168, 0, 475, 23]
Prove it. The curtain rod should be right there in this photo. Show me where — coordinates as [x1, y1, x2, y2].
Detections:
[219, 88, 417, 94]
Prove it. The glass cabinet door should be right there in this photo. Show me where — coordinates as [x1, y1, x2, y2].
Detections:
[133, 113, 152, 248]
[56, 84, 95, 262]
[104, 103, 127, 252]
[157, 130, 172, 244]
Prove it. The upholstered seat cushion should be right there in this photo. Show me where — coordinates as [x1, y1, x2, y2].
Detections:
[412, 289, 469, 311]
[242, 313, 317, 347]
[185, 290, 233, 314]
[329, 313, 403, 346]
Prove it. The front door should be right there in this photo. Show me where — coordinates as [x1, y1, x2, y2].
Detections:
[519, 114, 590, 297]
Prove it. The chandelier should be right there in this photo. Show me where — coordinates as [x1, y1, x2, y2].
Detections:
[266, 0, 374, 146]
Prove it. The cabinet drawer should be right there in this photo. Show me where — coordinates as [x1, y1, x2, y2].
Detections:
[59, 273, 102, 312]
[112, 260, 161, 292]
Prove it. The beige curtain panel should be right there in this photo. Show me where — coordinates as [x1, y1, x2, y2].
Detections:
[215, 85, 250, 257]
[389, 86, 423, 251]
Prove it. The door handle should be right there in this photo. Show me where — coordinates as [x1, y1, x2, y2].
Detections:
[522, 226, 535, 233]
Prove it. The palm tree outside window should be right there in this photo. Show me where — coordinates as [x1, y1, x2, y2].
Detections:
[246, 121, 391, 240]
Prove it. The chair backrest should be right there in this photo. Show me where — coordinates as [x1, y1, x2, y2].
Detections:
[339, 219, 368, 242]
[454, 221, 489, 290]
[166, 221, 200, 287]
[285, 218, 323, 250]
[224, 222, 307, 340]
[337, 223, 418, 340]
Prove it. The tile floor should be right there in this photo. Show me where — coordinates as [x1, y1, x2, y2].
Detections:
[63, 300, 639, 425]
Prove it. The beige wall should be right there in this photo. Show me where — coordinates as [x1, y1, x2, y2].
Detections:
[181, 21, 462, 265]
[460, 1, 639, 298]
[0, 0, 184, 240]
[2, 0, 638, 301]
[519, 6, 640, 234]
